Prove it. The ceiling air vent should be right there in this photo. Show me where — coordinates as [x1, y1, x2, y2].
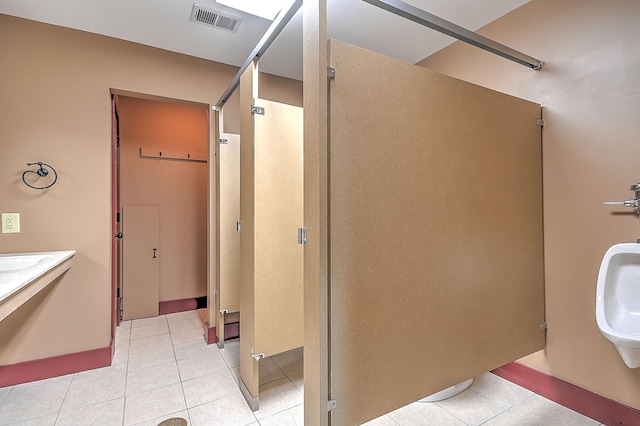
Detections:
[190, 4, 242, 33]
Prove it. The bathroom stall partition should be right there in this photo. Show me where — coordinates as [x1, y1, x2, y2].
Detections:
[238, 59, 304, 409]
[216, 132, 241, 345]
[326, 40, 545, 425]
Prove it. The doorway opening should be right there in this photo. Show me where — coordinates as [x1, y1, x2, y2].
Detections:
[111, 92, 210, 336]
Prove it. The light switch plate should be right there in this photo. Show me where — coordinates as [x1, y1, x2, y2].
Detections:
[1, 213, 20, 233]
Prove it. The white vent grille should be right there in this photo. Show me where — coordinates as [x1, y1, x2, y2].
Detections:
[190, 4, 241, 33]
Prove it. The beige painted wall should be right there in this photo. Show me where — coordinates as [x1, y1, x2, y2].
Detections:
[222, 73, 304, 134]
[0, 14, 302, 365]
[119, 96, 208, 302]
[419, 0, 640, 409]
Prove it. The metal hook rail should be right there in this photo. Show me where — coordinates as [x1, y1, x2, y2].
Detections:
[22, 162, 58, 190]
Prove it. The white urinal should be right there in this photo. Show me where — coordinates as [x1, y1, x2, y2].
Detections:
[596, 243, 640, 368]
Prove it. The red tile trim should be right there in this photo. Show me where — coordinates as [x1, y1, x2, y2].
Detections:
[204, 322, 217, 344]
[225, 322, 240, 340]
[202, 322, 239, 345]
[158, 298, 198, 315]
[492, 362, 640, 425]
[0, 339, 113, 387]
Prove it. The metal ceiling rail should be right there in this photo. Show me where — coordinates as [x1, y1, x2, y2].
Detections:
[362, 0, 545, 70]
[214, 0, 303, 110]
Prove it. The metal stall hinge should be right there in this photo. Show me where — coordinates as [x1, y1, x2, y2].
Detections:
[219, 138, 228, 144]
[298, 227, 307, 245]
[250, 346, 265, 361]
[327, 399, 337, 412]
[327, 67, 336, 79]
[537, 119, 545, 127]
[539, 321, 548, 331]
[236, 221, 242, 232]
[251, 105, 265, 115]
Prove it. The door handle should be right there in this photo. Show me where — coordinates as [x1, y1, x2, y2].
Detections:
[153, 248, 157, 258]
[115, 232, 123, 239]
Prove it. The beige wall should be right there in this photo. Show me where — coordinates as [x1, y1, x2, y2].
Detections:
[419, 0, 640, 409]
[119, 96, 208, 302]
[0, 14, 302, 365]
[259, 73, 303, 108]
[222, 73, 304, 134]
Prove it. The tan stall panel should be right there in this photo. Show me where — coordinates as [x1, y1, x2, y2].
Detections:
[239, 60, 259, 406]
[238, 59, 304, 409]
[122, 205, 159, 321]
[219, 133, 241, 316]
[253, 98, 304, 357]
[217, 132, 241, 346]
[328, 40, 545, 425]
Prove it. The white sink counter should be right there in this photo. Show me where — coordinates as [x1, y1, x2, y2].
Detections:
[0, 250, 76, 321]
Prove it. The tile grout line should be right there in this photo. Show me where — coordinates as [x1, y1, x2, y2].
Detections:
[51, 366, 74, 425]
[121, 319, 134, 426]
[220, 338, 260, 425]
[171, 317, 195, 426]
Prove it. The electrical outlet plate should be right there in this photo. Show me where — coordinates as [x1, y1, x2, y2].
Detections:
[1, 213, 20, 233]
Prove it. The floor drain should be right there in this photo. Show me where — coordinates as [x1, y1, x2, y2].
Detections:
[157, 418, 187, 426]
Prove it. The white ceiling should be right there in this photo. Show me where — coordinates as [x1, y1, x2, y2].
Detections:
[0, 0, 531, 81]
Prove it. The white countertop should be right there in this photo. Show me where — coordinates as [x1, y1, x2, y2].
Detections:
[0, 250, 76, 309]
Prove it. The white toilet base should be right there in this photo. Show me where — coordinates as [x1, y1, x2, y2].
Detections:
[418, 378, 473, 403]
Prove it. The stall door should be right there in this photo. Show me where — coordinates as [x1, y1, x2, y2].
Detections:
[328, 39, 545, 425]
[239, 59, 304, 408]
[253, 99, 304, 358]
[218, 132, 241, 345]
[122, 205, 159, 320]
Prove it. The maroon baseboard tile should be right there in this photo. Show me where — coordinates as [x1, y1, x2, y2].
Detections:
[204, 322, 217, 345]
[225, 322, 240, 340]
[202, 322, 239, 345]
[0, 339, 113, 388]
[159, 298, 198, 315]
[492, 362, 640, 426]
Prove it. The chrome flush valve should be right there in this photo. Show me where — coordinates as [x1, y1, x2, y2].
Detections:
[603, 183, 640, 215]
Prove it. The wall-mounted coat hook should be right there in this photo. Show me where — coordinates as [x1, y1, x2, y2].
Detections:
[22, 162, 58, 190]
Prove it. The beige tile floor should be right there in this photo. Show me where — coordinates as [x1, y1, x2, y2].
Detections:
[0, 311, 602, 425]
